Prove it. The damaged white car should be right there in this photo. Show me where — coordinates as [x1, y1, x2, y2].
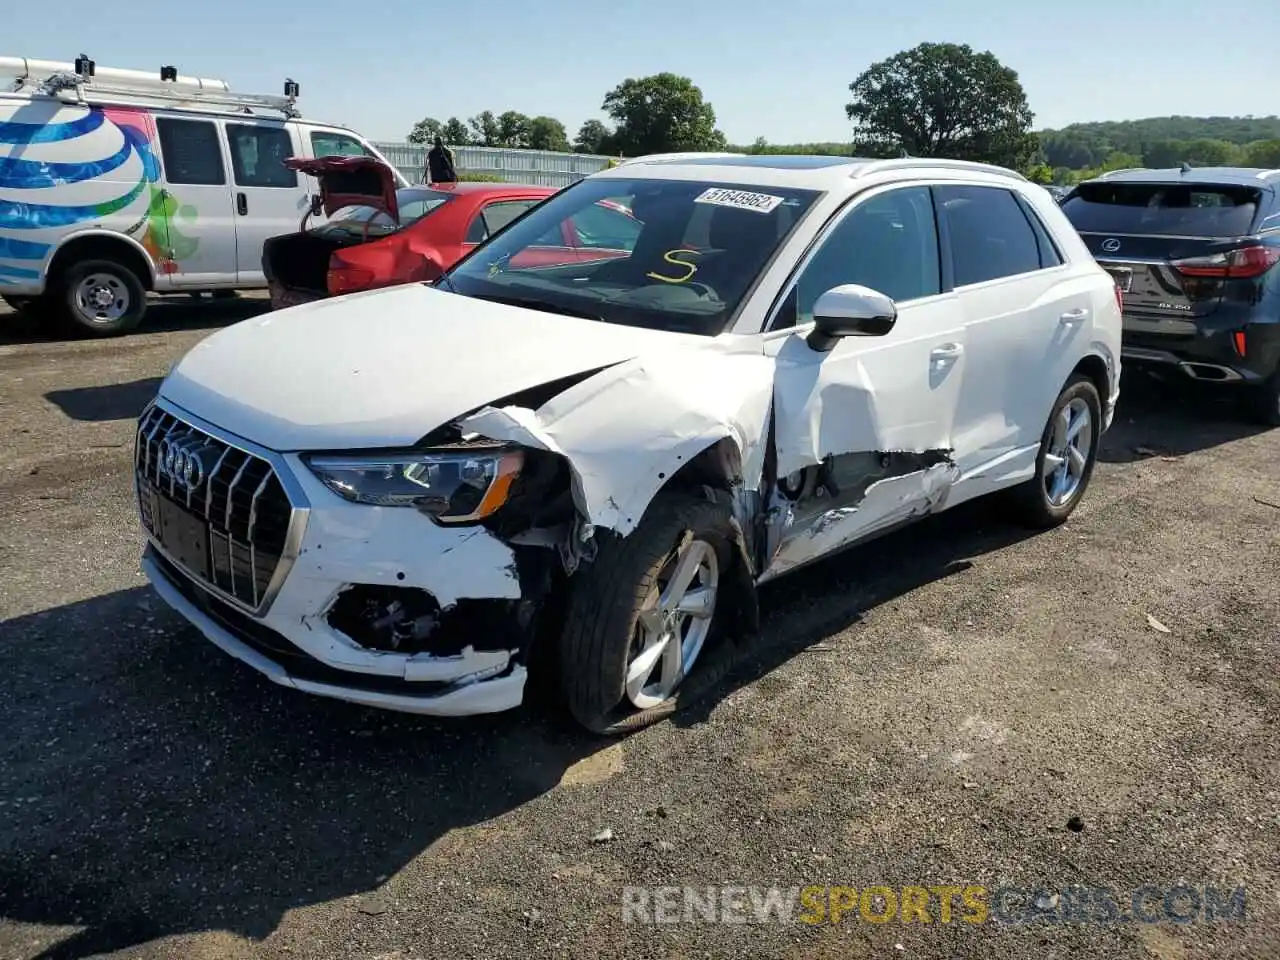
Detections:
[136, 154, 1122, 733]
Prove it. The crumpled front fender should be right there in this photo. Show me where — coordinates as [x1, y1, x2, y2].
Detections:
[460, 343, 775, 536]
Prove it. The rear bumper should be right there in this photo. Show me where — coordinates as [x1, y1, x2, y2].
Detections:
[1121, 320, 1279, 385]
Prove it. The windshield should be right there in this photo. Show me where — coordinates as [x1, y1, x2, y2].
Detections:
[1062, 182, 1261, 238]
[440, 177, 820, 336]
[318, 187, 454, 239]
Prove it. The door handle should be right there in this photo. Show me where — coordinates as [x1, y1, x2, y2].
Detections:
[236, 192, 248, 216]
[1059, 308, 1088, 325]
[930, 343, 964, 363]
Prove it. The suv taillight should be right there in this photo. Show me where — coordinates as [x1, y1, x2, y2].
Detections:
[1171, 243, 1280, 279]
[1114, 281, 1123, 313]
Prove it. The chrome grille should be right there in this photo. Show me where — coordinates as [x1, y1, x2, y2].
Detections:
[135, 405, 294, 612]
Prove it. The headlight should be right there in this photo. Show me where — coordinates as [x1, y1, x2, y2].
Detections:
[305, 447, 523, 523]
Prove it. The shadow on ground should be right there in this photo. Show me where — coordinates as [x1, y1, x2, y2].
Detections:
[45, 378, 163, 422]
[1098, 371, 1270, 464]
[0, 294, 269, 346]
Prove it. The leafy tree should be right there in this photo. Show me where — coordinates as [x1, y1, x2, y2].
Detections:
[1242, 139, 1280, 167]
[573, 119, 614, 154]
[407, 117, 444, 145]
[496, 110, 531, 147]
[845, 42, 1036, 169]
[468, 110, 501, 146]
[1025, 163, 1053, 184]
[527, 115, 570, 152]
[601, 73, 727, 156]
[441, 117, 472, 146]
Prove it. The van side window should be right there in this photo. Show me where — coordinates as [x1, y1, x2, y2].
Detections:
[226, 125, 298, 188]
[156, 118, 225, 186]
[310, 131, 370, 158]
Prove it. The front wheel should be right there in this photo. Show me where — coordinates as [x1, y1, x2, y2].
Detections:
[58, 259, 146, 336]
[559, 492, 734, 734]
[1007, 374, 1102, 529]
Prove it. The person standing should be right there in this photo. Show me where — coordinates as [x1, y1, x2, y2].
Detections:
[426, 135, 458, 184]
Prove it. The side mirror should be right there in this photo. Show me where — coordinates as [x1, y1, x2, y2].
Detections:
[805, 284, 897, 352]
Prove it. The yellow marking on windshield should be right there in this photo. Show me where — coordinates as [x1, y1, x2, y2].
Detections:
[646, 249, 701, 284]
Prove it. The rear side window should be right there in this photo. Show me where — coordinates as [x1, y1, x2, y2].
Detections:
[465, 199, 539, 243]
[937, 185, 1043, 286]
[156, 118, 225, 186]
[1061, 183, 1261, 238]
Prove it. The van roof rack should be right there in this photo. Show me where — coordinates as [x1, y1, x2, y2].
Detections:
[0, 54, 301, 119]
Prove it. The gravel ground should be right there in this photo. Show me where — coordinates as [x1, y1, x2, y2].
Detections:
[1, 294, 1278, 960]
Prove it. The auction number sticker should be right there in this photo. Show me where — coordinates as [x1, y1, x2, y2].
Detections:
[694, 187, 784, 214]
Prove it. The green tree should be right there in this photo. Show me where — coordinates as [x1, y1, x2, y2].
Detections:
[496, 110, 531, 147]
[526, 116, 570, 151]
[407, 117, 444, 145]
[467, 110, 501, 146]
[441, 117, 472, 146]
[845, 42, 1036, 169]
[1025, 163, 1053, 184]
[1242, 139, 1280, 167]
[573, 119, 614, 154]
[601, 73, 727, 156]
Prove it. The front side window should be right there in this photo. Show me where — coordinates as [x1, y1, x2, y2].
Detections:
[226, 124, 298, 188]
[571, 201, 643, 251]
[776, 186, 940, 330]
[938, 185, 1042, 286]
[442, 178, 820, 336]
[310, 131, 371, 158]
[1061, 182, 1261, 238]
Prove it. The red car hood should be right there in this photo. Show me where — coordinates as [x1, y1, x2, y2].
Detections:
[285, 155, 399, 221]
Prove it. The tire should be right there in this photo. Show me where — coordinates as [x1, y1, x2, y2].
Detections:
[559, 492, 737, 734]
[1007, 374, 1103, 529]
[1242, 368, 1280, 427]
[56, 259, 146, 336]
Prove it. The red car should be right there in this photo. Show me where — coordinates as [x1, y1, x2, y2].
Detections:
[262, 156, 640, 309]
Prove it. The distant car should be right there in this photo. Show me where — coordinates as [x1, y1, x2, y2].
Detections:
[1060, 167, 1280, 424]
[139, 153, 1121, 733]
[262, 157, 641, 308]
[1045, 185, 1071, 203]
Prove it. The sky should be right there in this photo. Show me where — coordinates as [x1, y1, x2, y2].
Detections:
[7, 0, 1279, 147]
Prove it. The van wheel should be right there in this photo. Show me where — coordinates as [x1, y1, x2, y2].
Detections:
[58, 260, 146, 336]
[559, 492, 734, 735]
[1006, 374, 1102, 529]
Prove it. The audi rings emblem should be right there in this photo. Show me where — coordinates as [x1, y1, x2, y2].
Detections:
[159, 437, 209, 491]
[1100, 238, 1122, 253]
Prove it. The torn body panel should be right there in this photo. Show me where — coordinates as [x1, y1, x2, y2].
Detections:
[760, 451, 959, 582]
[461, 341, 776, 537]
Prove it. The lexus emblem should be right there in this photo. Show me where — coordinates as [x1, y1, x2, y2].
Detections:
[1100, 238, 1122, 253]
[159, 436, 210, 491]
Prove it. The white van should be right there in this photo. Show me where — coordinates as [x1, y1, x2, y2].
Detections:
[0, 55, 408, 335]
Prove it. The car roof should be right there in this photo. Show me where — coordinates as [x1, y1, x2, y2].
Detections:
[1081, 166, 1280, 188]
[594, 153, 1029, 191]
[407, 181, 555, 196]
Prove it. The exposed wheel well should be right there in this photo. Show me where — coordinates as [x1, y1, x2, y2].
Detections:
[47, 235, 155, 292]
[661, 437, 744, 494]
[1072, 354, 1112, 414]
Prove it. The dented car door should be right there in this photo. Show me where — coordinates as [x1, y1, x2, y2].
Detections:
[761, 185, 968, 579]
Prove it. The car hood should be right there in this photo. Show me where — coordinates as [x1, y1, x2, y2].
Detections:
[285, 155, 399, 221]
[159, 284, 701, 451]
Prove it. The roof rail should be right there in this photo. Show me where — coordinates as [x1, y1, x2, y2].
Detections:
[853, 157, 1029, 182]
[0, 54, 301, 119]
[614, 151, 746, 167]
[1095, 167, 1147, 179]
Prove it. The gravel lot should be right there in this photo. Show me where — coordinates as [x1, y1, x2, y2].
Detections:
[1, 294, 1278, 960]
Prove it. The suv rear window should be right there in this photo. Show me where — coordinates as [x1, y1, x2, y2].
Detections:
[1061, 183, 1261, 238]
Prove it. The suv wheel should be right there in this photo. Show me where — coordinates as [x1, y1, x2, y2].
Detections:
[58, 259, 146, 336]
[559, 492, 733, 734]
[1007, 374, 1103, 529]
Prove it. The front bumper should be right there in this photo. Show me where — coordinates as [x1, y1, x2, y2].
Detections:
[136, 397, 534, 717]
